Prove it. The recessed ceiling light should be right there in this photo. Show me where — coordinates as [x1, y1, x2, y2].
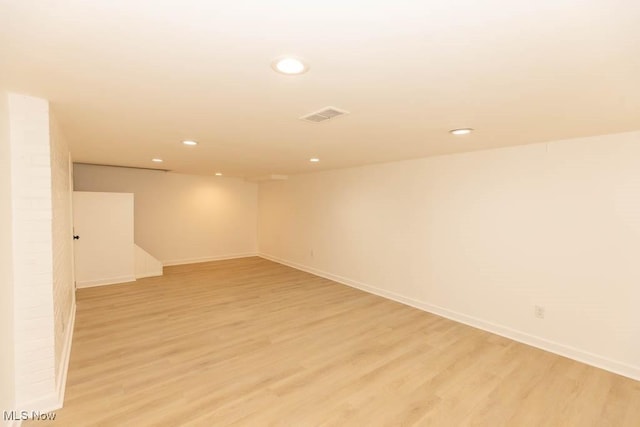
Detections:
[449, 128, 474, 135]
[151, 158, 163, 163]
[272, 57, 308, 75]
[215, 172, 222, 176]
[309, 158, 320, 163]
[182, 140, 198, 146]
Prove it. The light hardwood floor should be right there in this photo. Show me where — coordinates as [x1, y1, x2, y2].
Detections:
[27, 257, 640, 426]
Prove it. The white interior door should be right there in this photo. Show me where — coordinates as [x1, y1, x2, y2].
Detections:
[73, 191, 135, 288]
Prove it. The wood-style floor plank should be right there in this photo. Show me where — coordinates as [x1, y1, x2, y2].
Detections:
[25, 257, 640, 426]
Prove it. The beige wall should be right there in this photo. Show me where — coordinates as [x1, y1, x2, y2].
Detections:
[0, 91, 15, 419]
[73, 165, 258, 265]
[258, 131, 640, 380]
[50, 113, 75, 387]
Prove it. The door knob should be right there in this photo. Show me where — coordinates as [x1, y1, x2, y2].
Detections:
[73, 235, 80, 240]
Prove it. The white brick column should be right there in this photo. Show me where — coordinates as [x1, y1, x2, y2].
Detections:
[8, 94, 57, 410]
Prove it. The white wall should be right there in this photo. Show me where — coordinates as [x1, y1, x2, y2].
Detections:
[73, 192, 135, 287]
[73, 164, 258, 265]
[0, 94, 75, 418]
[49, 113, 75, 398]
[0, 91, 16, 422]
[134, 245, 163, 279]
[258, 131, 640, 380]
[8, 93, 57, 410]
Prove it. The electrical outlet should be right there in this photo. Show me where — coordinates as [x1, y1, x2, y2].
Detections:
[534, 305, 545, 319]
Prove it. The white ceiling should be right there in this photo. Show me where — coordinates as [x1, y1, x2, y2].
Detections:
[1, 1, 639, 178]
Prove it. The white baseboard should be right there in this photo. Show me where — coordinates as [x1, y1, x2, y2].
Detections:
[76, 275, 136, 288]
[55, 300, 75, 406]
[163, 253, 258, 267]
[135, 270, 163, 279]
[259, 253, 640, 381]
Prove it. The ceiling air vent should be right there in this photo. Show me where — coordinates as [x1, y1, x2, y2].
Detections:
[300, 106, 349, 123]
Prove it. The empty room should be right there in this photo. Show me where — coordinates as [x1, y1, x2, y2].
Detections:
[1, 1, 639, 426]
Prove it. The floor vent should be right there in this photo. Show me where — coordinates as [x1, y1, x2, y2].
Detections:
[300, 106, 349, 123]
